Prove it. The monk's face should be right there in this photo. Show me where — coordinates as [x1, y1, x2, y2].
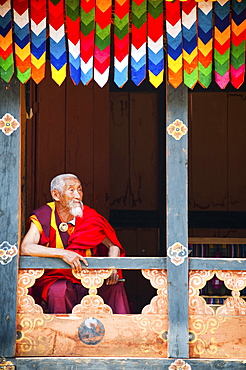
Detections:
[53, 177, 84, 216]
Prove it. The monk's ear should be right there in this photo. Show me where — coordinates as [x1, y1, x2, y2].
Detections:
[51, 189, 60, 201]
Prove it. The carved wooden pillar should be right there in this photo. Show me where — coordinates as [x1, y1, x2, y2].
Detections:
[0, 79, 21, 356]
[166, 84, 189, 358]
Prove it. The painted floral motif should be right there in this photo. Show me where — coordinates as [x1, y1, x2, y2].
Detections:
[18, 269, 45, 314]
[189, 270, 215, 315]
[167, 119, 188, 140]
[72, 295, 113, 314]
[169, 359, 191, 370]
[141, 269, 168, 315]
[72, 268, 112, 294]
[0, 358, 15, 370]
[0, 113, 20, 136]
[0, 241, 18, 265]
[167, 242, 188, 266]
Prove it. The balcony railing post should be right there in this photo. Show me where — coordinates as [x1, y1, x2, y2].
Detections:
[166, 84, 189, 358]
[0, 78, 21, 357]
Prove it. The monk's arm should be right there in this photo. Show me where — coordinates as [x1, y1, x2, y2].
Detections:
[102, 237, 120, 285]
[21, 222, 88, 272]
[102, 237, 120, 257]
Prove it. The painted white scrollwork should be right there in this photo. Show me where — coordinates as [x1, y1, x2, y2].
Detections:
[0, 241, 18, 265]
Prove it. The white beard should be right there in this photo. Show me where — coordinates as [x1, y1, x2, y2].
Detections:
[69, 201, 84, 218]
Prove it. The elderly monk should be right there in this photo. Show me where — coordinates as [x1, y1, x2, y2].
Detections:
[21, 174, 130, 314]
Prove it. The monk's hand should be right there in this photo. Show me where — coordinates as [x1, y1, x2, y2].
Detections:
[61, 250, 88, 273]
[106, 269, 119, 285]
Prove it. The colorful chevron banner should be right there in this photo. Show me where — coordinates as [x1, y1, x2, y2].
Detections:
[214, 0, 231, 89]
[13, 0, 31, 83]
[80, 0, 95, 85]
[0, 0, 14, 82]
[1, 0, 246, 89]
[231, 0, 246, 88]
[131, 0, 147, 86]
[166, 0, 183, 88]
[66, 0, 81, 85]
[182, 0, 198, 89]
[48, 0, 67, 85]
[94, 0, 111, 87]
[148, 0, 164, 88]
[114, 0, 129, 88]
[197, 0, 213, 88]
[30, 0, 46, 84]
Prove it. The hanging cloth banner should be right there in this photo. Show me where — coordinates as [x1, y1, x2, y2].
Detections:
[80, 0, 95, 85]
[214, 0, 230, 89]
[114, 0, 129, 88]
[1, 0, 246, 89]
[197, 0, 213, 88]
[0, 0, 14, 82]
[66, 0, 81, 85]
[182, 0, 198, 89]
[13, 0, 31, 83]
[48, 0, 67, 85]
[30, 0, 46, 84]
[131, 0, 147, 86]
[94, 0, 111, 87]
[231, 0, 246, 89]
[148, 0, 164, 88]
[166, 0, 183, 88]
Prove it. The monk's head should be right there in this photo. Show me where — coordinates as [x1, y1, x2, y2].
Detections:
[50, 174, 83, 217]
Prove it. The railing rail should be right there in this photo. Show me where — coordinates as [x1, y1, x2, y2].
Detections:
[19, 256, 246, 271]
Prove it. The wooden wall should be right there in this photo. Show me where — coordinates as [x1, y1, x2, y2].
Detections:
[189, 91, 246, 238]
[109, 92, 159, 312]
[25, 67, 110, 222]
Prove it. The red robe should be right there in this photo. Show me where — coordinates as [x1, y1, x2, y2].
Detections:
[30, 203, 125, 301]
[68, 205, 125, 258]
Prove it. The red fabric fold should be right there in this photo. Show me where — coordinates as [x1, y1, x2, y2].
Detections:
[67, 205, 125, 257]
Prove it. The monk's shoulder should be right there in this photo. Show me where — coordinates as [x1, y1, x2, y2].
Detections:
[83, 205, 101, 218]
[30, 203, 53, 220]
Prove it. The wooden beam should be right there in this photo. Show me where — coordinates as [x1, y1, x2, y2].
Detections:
[7, 357, 246, 370]
[189, 237, 246, 244]
[19, 256, 246, 271]
[189, 257, 246, 270]
[0, 78, 20, 357]
[166, 84, 189, 358]
[19, 256, 167, 269]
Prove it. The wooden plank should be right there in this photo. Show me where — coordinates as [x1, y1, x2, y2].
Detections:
[166, 84, 189, 358]
[109, 92, 130, 210]
[188, 237, 246, 244]
[8, 357, 246, 369]
[93, 83, 110, 218]
[35, 66, 66, 208]
[20, 255, 246, 271]
[130, 92, 158, 210]
[19, 256, 167, 269]
[65, 79, 94, 207]
[190, 315, 246, 359]
[24, 81, 36, 223]
[0, 78, 20, 356]
[20, 83, 27, 236]
[16, 313, 168, 357]
[219, 229, 246, 238]
[189, 92, 227, 211]
[189, 257, 246, 271]
[228, 92, 246, 211]
[190, 228, 219, 238]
